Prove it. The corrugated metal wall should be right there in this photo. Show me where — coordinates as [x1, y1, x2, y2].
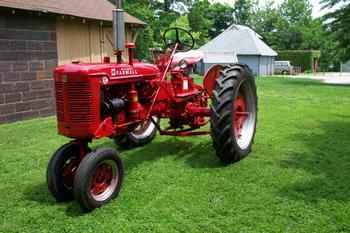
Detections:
[197, 55, 275, 76]
[56, 18, 136, 65]
[238, 55, 259, 75]
[258, 56, 275, 76]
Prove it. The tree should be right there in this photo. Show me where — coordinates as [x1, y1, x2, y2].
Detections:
[251, 0, 317, 50]
[300, 19, 324, 50]
[188, 0, 213, 45]
[319, 29, 341, 71]
[122, 0, 182, 58]
[122, 1, 156, 59]
[280, 0, 313, 24]
[278, 0, 314, 50]
[135, 27, 154, 60]
[233, 0, 254, 25]
[322, 0, 350, 61]
[208, 3, 234, 38]
[166, 15, 201, 45]
[250, 2, 284, 49]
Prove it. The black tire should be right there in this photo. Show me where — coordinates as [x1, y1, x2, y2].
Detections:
[114, 117, 159, 149]
[47, 142, 82, 202]
[73, 148, 124, 211]
[282, 70, 289, 75]
[210, 64, 258, 164]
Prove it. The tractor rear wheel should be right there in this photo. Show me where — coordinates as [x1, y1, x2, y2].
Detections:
[210, 64, 257, 164]
[73, 148, 124, 211]
[47, 142, 86, 202]
[114, 117, 159, 149]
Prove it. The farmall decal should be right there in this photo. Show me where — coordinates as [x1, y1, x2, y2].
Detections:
[111, 67, 138, 77]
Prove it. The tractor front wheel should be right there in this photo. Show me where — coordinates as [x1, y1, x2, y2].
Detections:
[73, 148, 124, 211]
[47, 142, 88, 202]
[210, 64, 257, 164]
[114, 116, 159, 149]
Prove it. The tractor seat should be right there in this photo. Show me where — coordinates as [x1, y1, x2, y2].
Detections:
[172, 50, 204, 66]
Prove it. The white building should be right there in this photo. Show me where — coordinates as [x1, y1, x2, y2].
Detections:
[197, 25, 278, 76]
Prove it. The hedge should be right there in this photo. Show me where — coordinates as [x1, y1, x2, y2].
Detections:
[277, 50, 321, 72]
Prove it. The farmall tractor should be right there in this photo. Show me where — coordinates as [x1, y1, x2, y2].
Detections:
[47, 1, 258, 211]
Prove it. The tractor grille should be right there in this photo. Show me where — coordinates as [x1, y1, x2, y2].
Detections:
[66, 82, 96, 123]
[55, 80, 98, 124]
[55, 81, 65, 122]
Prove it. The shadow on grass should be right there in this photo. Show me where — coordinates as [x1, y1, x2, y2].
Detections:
[102, 136, 222, 170]
[279, 120, 350, 202]
[23, 182, 86, 216]
[24, 136, 222, 216]
[24, 183, 56, 205]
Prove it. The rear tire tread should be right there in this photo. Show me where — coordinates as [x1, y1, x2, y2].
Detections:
[210, 64, 257, 164]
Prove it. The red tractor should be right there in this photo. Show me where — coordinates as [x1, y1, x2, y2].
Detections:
[47, 1, 258, 211]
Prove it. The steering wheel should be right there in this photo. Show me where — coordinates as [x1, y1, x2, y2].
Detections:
[163, 27, 195, 52]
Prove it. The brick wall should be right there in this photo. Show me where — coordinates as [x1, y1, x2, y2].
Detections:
[0, 10, 57, 124]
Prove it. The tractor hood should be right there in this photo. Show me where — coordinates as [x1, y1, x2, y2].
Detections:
[55, 62, 161, 80]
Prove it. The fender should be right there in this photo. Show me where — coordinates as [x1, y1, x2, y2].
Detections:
[203, 65, 224, 97]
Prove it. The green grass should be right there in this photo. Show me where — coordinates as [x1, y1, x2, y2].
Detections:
[1, 77, 350, 233]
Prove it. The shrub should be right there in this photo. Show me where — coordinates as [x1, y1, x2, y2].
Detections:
[277, 50, 321, 72]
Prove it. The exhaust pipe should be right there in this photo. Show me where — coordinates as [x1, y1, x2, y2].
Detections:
[113, 0, 125, 52]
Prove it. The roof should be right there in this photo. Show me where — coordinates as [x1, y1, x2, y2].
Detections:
[0, 0, 146, 25]
[200, 24, 277, 57]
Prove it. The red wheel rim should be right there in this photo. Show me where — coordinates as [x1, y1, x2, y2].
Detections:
[233, 92, 249, 140]
[90, 160, 118, 202]
[130, 117, 158, 139]
[62, 157, 80, 190]
[133, 120, 152, 134]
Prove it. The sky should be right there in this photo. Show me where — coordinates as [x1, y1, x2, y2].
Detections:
[211, 0, 330, 18]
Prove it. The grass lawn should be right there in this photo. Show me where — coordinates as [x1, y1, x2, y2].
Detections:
[1, 77, 350, 233]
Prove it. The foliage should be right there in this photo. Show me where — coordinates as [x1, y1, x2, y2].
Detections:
[135, 27, 154, 60]
[318, 29, 342, 71]
[2, 78, 350, 232]
[322, 0, 350, 62]
[162, 16, 201, 49]
[278, 0, 314, 50]
[207, 3, 234, 38]
[122, 1, 155, 59]
[122, 0, 236, 51]
[152, 11, 180, 48]
[279, 0, 313, 24]
[233, 0, 254, 25]
[250, 0, 342, 70]
[188, 0, 212, 45]
[250, 3, 282, 49]
[252, 0, 314, 50]
[277, 50, 321, 71]
[108, 0, 344, 71]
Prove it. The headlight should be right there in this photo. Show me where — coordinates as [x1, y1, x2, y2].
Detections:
[102, 76, 109, 85]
